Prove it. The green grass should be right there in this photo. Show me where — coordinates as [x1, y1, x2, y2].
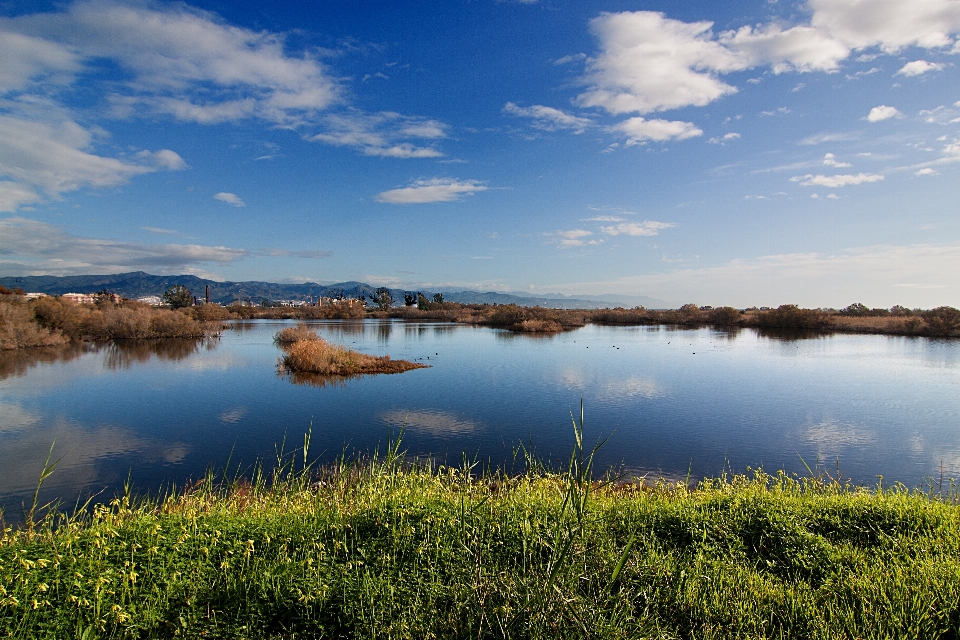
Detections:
[3, 417, 960, 639]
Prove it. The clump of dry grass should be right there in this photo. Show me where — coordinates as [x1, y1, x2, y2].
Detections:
[276, 325, 427, 376]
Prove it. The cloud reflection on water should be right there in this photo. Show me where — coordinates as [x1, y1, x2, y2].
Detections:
[380, 409, 478, 435]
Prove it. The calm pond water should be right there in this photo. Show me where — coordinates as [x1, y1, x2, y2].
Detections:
[2, 319, 959, 518]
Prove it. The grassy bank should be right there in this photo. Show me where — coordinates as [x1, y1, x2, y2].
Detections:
[276, 325, 427, 377]
[3, 426, 959, 639]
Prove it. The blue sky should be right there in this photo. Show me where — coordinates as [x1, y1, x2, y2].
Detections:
[1, 0, 959, 307]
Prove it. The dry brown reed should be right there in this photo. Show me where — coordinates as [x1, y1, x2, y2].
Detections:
[277, 325, 427, 376]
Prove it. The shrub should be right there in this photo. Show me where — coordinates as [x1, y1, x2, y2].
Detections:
[754, 305, 831, 330]
[0, 297, 68, 349]
[921, 306, 960, 337]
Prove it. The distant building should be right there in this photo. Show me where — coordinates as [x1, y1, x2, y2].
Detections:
[137, 295, 164, 306]
[61, 292, 95, 304]
[24, 292, 48, 299]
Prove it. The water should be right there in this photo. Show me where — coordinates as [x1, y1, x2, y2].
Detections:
[1, 320, 958, 518]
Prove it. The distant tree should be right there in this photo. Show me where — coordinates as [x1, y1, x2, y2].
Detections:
[162, 285, 193, 309]
[374, 287, 393, 310]
[841, 303, 870, 317]
[433, 292, 444, 304]
[329, 288, 344, 300]
[417, 293, 430, 310]
[403, 292, 417, 307]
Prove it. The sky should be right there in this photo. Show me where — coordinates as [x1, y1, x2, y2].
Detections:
[1, 0, 959, 308]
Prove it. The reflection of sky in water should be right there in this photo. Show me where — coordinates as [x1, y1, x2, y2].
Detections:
[380, 409, 478, 436]
[1, 321, 959, 519]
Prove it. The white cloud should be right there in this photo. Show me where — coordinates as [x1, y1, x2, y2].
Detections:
[214, 192, 246, 207]
[7, 0, 339, 126]
[708, 132, 741, 144]
[822, 153, 851, 167]
[503, 102, 592, 133]
[376, 178, 488, 204]
[599, 221, 674, 236]
[309, 112, 447, 158]
[0, 114, 185, 211]
[547, 229, 602, 248]
[0, 28, 81, 93]
[0, 217, 247, 275]
[577, 12, 742, 115]
[808, 0, 960, 52]
[719, 23, 849, 73]
[915, 167, 939, 176]
[790, 173, 884, 187]
[554, 53, 586, 65]
[866, 105, 901, 122]
[615, 117, 702, 144]
[572, 4, 960, 117]
[896, 60, 946, 76]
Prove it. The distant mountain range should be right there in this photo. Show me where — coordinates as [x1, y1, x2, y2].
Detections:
[0, 272, 667, 309]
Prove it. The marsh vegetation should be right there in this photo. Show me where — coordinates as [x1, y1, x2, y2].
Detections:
[275, 325, 427, 377]
[2, 422, 959, 639]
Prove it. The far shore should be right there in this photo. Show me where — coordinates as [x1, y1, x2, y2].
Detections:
[2, 291, 959, 350]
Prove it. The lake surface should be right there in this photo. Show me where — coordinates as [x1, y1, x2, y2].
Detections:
[2, 320, 959, 519]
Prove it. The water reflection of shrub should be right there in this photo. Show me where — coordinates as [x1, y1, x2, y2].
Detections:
[282, 371, 357, 388]
[102, 338, 213, 369]
[0, 343, 87, 380]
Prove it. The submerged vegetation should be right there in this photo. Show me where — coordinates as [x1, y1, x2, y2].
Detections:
[276, 325, 427, 377]
[2, 417, 959, 638]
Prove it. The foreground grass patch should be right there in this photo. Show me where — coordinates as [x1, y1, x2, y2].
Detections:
[2, 434, 959, 639]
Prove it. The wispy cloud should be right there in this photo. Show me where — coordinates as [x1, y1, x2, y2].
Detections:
[309, 111, 447, 158]
[708, 132, 741, 144]
[790, 173, 884, 188]
[214, 192, 246, 207]
[599, 220, 674, 236]
[546, 229, 602, 248]
[0, 114, 186, 212]
[376, 178, 488, 204]
[0, 217, 247, 276]
[503, 102, 592, 133]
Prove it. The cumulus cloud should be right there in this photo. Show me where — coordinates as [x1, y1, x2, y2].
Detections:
[599, 220, 674, 236]
[503, 103, 592, 133]
[571, 4, 960, 118]
[0, 114, 186, 211]
[807, 0, 960, 52]
[866, 105, 901, 122]
[309, 112, 447, 158]
[896, 60, 946, 76]
[822, 153, 851, 167]
[915, 167, 939, 176]
[214, 192, 246, 207]
[376, 178, 488, 204]
[577, 12, 742, 115]
[790, 173, 885, 187]
[615, 117, 702, 144]
[0, 217, 247, 275]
